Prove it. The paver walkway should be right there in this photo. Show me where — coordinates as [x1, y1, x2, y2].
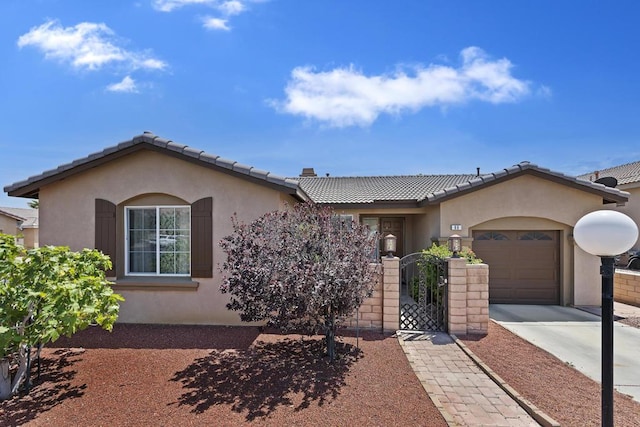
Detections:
[398, 331, 539, 427]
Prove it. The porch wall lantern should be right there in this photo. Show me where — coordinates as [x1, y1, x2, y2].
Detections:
[384, 234, 397, 258]
[448, 234, 462, 258]
[573, 210, 638, 427]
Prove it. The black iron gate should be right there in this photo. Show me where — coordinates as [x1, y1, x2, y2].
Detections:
[399, 252, 448, 331]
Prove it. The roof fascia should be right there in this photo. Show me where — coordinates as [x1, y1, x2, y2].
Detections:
[0, 209, 25, 221]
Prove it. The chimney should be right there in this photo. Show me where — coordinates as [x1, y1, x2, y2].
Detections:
[300, 167, 317, 177]
[595, 171, 600, 180]
[476, 167, 480, 176]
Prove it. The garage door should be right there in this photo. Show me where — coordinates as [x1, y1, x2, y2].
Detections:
[472, 230, 560, 304]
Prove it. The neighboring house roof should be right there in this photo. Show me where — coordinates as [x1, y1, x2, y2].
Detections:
[299, 161, 629, 207]
[577, 160, 640, 186]
[4, 132, 307, 201]
[0, 207, 38, 228]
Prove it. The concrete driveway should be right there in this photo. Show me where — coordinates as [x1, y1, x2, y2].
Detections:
[490, 304, 640, 403]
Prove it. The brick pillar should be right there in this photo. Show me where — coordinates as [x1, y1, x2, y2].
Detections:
[382, 256, 400, 332]
[466, 264, 489, 334]
[447, 257, 468, 335]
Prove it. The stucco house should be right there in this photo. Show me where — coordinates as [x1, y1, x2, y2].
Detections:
[4, 132, 629, 325]
[0, 206, 38, 248]
[579, 161, 640, 250]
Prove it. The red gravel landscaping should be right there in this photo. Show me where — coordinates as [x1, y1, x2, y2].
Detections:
[0, 325, 447, 426]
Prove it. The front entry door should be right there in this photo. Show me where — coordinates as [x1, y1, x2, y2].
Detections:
[381, 217, 405, 258]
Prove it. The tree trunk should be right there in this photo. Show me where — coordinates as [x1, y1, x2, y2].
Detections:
[325, 313, 336, 362]
[11, 345, 28, 396]
[0, 359, 11, 401]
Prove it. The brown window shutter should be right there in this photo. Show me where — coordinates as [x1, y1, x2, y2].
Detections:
[191, 197, 213, 278]
[95, 199, 116, 276]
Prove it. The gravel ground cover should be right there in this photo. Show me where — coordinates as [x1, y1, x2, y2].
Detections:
[4, 320, 640, 426]
[459, 321, 640, 427]
[0, 325, 446, 427]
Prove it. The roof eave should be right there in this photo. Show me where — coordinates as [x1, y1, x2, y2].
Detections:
[418, 167, 630, 206]
[5, 136, 303, 198]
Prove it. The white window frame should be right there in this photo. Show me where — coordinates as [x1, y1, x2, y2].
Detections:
[124, 205, 191, 277]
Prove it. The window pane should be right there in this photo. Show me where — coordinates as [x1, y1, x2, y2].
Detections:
[144, 209, 156, 229]
[176, 253, 190, 274]
[176, 208, 190, 230]
[160, 252, 175, 274]
[129, 252, 156, 273]
[159, 208, 176, 230]
[158, 233, 176, 250]
[362, 217, 379, 260]
[175, 235, 190, 251]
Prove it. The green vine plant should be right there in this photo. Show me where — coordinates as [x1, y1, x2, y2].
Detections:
[412, 244, 483, 311]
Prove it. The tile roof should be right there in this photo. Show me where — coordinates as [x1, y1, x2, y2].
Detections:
[299, 161, 629, 206]
[298, 174, 476, 204]
[0, 207, 38, 228]
[4, 131, 628, 207]
[4, 132, 304, 199]
[577, 160, 640, 186]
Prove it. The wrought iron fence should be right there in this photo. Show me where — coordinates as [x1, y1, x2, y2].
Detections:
[399, 252, 447, 331]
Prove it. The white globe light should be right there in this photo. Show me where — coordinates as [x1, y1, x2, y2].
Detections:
[574, 210, 639, 256]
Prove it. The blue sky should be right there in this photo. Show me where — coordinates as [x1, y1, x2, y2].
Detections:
[2, 0, 640, 208]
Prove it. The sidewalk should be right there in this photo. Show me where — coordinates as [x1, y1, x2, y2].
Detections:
[397, 331, 543, 427]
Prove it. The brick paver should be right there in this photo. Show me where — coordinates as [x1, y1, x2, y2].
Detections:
[398, 331, 539, 427]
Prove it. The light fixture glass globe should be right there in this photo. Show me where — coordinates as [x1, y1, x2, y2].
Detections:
[574, 210, 639, 256]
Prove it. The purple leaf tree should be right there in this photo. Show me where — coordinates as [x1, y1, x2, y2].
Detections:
[220, 202, 377, 361]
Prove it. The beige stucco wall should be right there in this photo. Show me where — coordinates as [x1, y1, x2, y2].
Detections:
[604, 185, 640, 250]
[439, 174, 608, 306]
[22, 227, 38, 248]
[0, 214, 19, 237]
[0, 214, 38, 248]
[411, 205, 441, 251]
[39, 149, 295, 325]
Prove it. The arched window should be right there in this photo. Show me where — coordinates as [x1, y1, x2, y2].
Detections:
[518, 231, 552, 241]
[475, 232, 509, 241]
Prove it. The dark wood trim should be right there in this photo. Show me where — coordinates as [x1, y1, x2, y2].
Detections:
[191, 197, 213, 278]
[95, 199, 117, 276]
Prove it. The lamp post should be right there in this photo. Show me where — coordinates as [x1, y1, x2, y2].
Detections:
[573, 210, 638, 427]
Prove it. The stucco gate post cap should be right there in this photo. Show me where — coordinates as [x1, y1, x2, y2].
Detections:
[574, 210, 639, 256]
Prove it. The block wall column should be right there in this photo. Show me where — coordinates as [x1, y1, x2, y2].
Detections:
[466, 264, 489, 334]
[382, 256, 400, 332]
[447, 257, 468, 335]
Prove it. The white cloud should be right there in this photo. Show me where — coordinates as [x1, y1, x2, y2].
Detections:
[17, 20, 167, 72]
[272, 47, 540, 128]
[152, 0, 263, 31]
[152, 0, 215, 12]
[106, 75, 138, 93]
[218, 0, 245, 15]
[202, 17, 230, 31]
[153, 0, 247, 14]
